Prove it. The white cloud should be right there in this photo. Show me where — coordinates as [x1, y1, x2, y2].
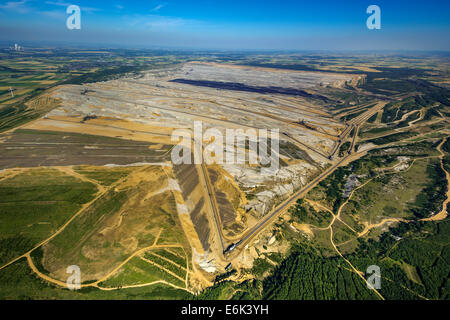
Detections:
[80, 6, 101, 13]
[44, 0, 70, 6]
[151, 4, 166, 12]
[37, 10, 65, 19]
[0, 0, 32, 14]
[45, 0, 101, 13]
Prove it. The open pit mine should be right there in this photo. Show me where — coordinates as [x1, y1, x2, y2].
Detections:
[8, 62, 363, 289]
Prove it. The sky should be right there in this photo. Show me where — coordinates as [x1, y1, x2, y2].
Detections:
[0, 0, 449, 51]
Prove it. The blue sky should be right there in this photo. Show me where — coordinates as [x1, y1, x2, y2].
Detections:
[0, 0, 449, 50]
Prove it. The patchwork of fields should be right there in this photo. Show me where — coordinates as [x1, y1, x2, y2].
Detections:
[0, 50, 449, 300]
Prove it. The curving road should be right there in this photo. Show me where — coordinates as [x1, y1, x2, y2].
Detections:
[225, 102, 387, 259]
[228, 154, 349, 258]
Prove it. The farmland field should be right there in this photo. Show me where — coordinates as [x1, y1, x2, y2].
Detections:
[0, 48, 448, 301]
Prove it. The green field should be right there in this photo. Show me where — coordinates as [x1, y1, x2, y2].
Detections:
[74, 166, 136, 186]
[99, 255, 186, 289]
[0, 168, 98, 265]
[0, 258, 191, 300]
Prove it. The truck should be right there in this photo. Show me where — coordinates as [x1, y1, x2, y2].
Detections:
[223, 243, 236, 254]
[223, 240, 243, 255]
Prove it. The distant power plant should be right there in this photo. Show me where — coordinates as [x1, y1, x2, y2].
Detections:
[12, 44, 24, 52]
